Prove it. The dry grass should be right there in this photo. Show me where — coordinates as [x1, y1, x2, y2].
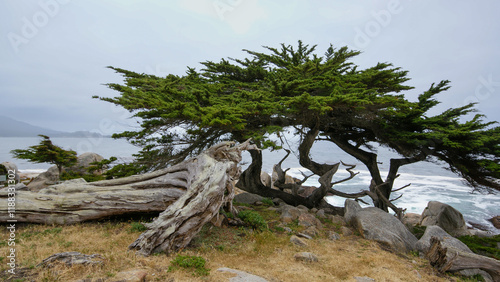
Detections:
[0, 211, 455, 282]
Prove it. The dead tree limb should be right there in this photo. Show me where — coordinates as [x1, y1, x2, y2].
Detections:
[0, 167, 188, 224]
[427, 237, 500, 281]
[392, 183, 411, 193]
[129, 140, 255, 256]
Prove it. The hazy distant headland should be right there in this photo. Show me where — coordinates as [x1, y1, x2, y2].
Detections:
[0, 116, 107, 138]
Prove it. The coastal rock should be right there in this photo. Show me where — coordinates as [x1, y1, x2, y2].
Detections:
[27, 165, 60, 192]
[349, 204, 418, 253]
[468, 229, 495, 238]
[416, 225, 472, 255]
[294, 252, 318, 262]
[402, 213, 421, 229]
[217, 267, 268, 282]
[420, 201, 470, 237]
[488, 216, 500, 229]
[234, 192, 264, 205]
[327, 231, 341, 241]
[327, 214, 347, 226]
[341, 226, 354, 236]
[316, 209, 326, 218]
[280, 204, 302, 223]
[70, 152, 104, 175]
[302, 226, 320, 238]
[297, 233, 313, 240]
[290, 235, 308, 247]
[0, 183, 28, 192]
[298, 213, 323, 229]
[112, 268, 148, 282]
[344, 199, 362, 224]
[296, 205, 309, 212]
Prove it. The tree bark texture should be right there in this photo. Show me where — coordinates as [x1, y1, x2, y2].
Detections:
[0, 170, 187, 224]
[236, 148, 344, 215]
[129, 141, 255, 256]
[427, 237, 500, 282]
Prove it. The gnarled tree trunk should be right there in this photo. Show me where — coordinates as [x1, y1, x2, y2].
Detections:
[129, 140, 256, 256]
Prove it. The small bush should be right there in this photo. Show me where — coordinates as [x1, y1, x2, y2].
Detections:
[105, 163, 145, 179]
[237, 210, 267, 231]
[411, 225, 427, 239]
[168, 255, 210, 276]
[261, 198, 274, 206]
[220, 209, 234, 219]
[129, 222, 147, 233]
[458, 234, 500, 260]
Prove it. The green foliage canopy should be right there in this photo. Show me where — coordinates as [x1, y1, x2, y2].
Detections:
[96, 41, 500, 192]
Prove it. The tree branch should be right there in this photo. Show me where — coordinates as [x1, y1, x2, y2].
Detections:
[331, 161, 360, 186]
[298, 128, 338, 175]
[392, 183, 411, 193]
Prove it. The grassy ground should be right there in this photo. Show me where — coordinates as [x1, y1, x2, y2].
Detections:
[0, 204, 465, 282]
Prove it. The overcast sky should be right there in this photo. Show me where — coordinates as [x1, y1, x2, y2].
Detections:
[1, 0, 499, 134]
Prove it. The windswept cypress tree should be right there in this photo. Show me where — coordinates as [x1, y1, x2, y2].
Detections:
[95, 41, 500, 212]
[11, 135, 77, 176]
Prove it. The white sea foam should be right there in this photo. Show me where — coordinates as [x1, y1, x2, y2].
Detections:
[282, 164, 500, 234]
[18, 169, 46, 174]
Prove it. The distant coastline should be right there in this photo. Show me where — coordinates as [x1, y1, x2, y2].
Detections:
[0, 115, 110, 138]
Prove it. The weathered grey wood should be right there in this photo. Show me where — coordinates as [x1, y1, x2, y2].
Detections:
[129, 140, 255, 256]
[427, 237, 500, 281]
[0, 179, 185, 225]
[0, 141, 257, 225]
[37, 252, 104, 267]
[0, 160, 201, 224]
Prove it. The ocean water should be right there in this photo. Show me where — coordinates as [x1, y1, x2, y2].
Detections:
[0, 137, 139, 171]
[1, 137, 499, 233]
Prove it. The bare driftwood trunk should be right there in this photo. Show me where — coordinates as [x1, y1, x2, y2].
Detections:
[129, 140, 255, 256]
[0, 166, 191, 224]
[427, 237, 500, 282]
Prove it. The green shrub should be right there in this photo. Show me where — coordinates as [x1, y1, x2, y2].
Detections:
[105, 163, 145, 178]
[457, 234, 500, 260]
[129, 222, 147, 233]
[220, 209, 234, 219]
[168, 255, 210, 276]
[87, 157, 117, 174]
[261, 198, 274, 206]
[411, 225, 427, 239]
[237, 210, 267, 231]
